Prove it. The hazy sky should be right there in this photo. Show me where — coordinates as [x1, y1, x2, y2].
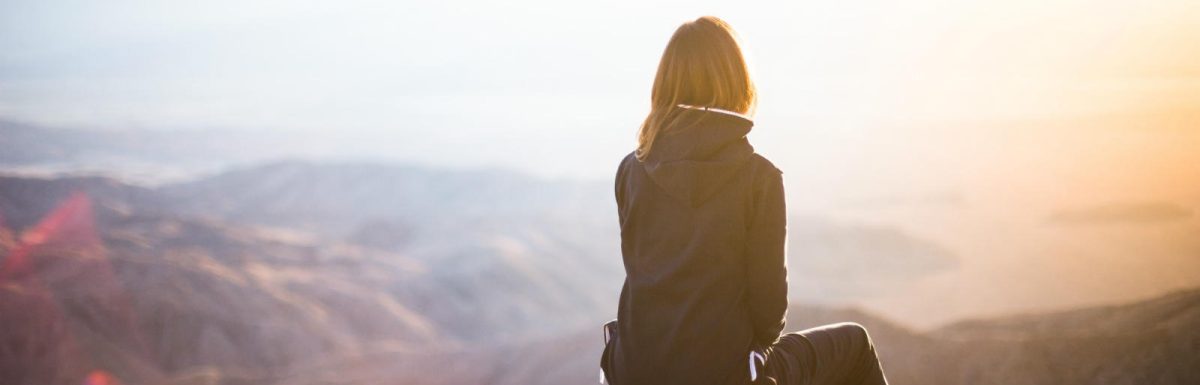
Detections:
[2, 0, 1197, 185]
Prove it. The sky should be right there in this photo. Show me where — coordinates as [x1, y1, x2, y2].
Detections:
[1, 0, 1198, 212]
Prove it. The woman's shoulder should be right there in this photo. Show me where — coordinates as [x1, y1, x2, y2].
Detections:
[614, 151, 639, 182]
[745, 153, 784, 196]
[620, 150, 638, 165]
[747, 152, 783, 177]
[615, 151, 639, 174]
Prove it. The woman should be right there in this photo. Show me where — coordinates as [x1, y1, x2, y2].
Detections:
[601, 16, 890, 385]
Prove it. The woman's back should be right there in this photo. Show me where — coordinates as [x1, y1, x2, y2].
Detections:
[603, 15, 888, 385]
[607, 106, 788, 385]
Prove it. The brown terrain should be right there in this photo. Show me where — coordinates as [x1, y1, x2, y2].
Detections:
[1, 167, 1197, 385]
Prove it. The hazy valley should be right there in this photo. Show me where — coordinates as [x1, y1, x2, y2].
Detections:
[2, 159, 1197, 384]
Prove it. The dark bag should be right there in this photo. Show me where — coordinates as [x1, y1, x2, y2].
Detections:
[599, 319, 618, 384]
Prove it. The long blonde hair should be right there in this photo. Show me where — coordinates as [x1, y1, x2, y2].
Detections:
[636, 16, 757, 161]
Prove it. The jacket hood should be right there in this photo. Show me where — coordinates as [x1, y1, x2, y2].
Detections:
[641, 107, 755, 207]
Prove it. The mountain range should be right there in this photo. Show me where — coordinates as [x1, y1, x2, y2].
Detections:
[1, 162, 1196, 384]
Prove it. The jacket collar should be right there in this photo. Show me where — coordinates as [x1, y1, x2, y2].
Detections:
[641, 106, 755, 207]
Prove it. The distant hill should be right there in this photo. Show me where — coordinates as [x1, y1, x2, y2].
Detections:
[159, 161, 626, 343]
[0, 120, 293, 178]
[0, 176, 440, 385]
[158, 161, 957, 304]
[926, 289, 1200, 385]
[159, 160, 613, 241]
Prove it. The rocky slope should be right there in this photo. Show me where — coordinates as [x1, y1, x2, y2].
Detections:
[0, 178, 440, 385]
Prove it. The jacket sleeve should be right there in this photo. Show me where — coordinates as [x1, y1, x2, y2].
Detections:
[614, 157, 627, 226]
[745, 169, 788, 347]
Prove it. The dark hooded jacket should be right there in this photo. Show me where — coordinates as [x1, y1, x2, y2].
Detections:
[603, 107, 788, 385]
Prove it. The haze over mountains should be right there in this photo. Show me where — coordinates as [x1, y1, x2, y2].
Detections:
[2, 156, 1198, 384]
[1, 117, 974, 313]
[2, 118, 1199, 384]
